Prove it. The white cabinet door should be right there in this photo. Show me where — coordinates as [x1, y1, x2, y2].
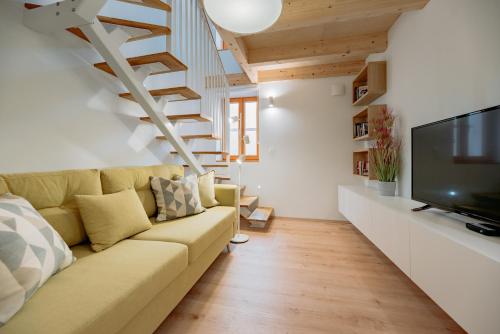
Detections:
[410, 221, 500, 334]
[348, 191, 371, 236]
[368, 202, 411, 276]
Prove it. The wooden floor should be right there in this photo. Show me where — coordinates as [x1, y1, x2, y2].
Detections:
[155, 218, 465, 334]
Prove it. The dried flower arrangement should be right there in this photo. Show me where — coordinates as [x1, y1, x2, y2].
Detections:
[369, 107, 401, 183]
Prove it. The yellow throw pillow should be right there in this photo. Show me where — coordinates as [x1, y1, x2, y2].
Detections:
[75, 189, 151, 252]
[198, 171, 219, 208]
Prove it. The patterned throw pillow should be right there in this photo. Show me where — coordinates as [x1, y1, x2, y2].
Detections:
[0, 194, 74, 325]
[150, 175, 205, 221]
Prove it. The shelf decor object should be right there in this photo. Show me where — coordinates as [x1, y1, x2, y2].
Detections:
[352, 61, 387, 106]
[369, 107, 401, 196]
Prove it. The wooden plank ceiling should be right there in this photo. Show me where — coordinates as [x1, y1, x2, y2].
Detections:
[217, 0, 429, 85]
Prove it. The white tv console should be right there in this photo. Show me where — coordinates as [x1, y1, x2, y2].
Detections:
[338, 185, 500, 334]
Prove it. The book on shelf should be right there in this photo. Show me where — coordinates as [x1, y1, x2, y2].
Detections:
[354, 85, 368, 101]
[356, 160, 369, 176]
[354, 122, 369, 138]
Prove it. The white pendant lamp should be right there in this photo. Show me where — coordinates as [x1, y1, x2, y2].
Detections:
[204, 0, 283, 34]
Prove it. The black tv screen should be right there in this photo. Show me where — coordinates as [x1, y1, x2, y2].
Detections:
[412, 105, 500, 224]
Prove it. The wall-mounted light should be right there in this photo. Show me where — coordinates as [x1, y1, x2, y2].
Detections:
[331, 84, 345, 96]
[268, 96, 275, 108]
[243, 134, 250, 145]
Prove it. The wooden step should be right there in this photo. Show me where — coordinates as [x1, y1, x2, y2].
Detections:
[170, 151, 227, 155]
[98, 16, 170, 42]
[95, 53, 187, 76]
[157, 134, 220, 141]
[215, 175, 231, 181]
[140, 114, 212, 123]
[240, 196, 259, 208]
[183, 164, 229, 168]
[24, 5, 170, 43]
[117, 0, 171, 11]
[120, 87, 201, 102]
[248, 207, 274, 222]
[247, 207, 274, 228]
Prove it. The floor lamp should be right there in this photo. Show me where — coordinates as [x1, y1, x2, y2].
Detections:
[231, 138, 250, 244]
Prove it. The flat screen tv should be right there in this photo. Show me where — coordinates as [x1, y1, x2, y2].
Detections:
[412, 105, 500, 225]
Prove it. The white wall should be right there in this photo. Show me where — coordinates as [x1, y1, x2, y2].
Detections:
[0, 1, 178, 174]
[229, 77, 361, 220]
[368, 0, 500, 198]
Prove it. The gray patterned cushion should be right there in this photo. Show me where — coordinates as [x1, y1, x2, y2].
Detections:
[150, 175, 205, 221]
[0, 194, 74, 326]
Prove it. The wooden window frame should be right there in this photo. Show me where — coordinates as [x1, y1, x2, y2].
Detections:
[229, 97, 260, 162]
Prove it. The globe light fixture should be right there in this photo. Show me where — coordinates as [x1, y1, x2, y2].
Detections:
[204, 0, 283, 34]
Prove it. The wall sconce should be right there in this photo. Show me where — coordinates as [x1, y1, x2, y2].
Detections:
[268, 96, 275, 107]
[331, 84, 345, 96]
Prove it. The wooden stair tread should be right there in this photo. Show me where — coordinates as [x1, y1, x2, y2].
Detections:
[170, 151, 227, 155]
[95, 52, 187, 76]
[248, 207, 274, 222]
[117, 0, 171, 11]
[183, 164, 229, 168]
[24, 4, 170, 43]
[121, 87, 201, 101]
[157, 134, 220, 141]
[214, 175, 231, 181]
[140, 114, 212, 123]
[97, 16, 169, 33]
[240, 196, 259, 208]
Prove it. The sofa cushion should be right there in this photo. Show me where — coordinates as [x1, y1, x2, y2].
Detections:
[132, 206, 235, 263]
[151, 175, 205, 221]
[198, 171, 219, 208]
[100, 165, 184, 218]
[0, 240, 188, 334]
[76, 189, 152, 251]
[0, 178, 8, 195]
[0, 169, 102, 246]
[0, 194, 75, 325]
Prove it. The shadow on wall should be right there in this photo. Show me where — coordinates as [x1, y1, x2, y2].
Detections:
[0, 1, 170, 172]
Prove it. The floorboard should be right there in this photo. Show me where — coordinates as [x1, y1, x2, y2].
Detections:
[155, 218, 466, 334]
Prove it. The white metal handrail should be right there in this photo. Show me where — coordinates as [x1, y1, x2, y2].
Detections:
[171, 0, 229, 154]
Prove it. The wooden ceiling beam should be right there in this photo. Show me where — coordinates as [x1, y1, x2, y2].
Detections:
[247, 32, 387, 66]
[258, 60, 366, 82]
[216, 28, 258, 83]
[227, 73, 253, 86]
[246, 0, 429, 35]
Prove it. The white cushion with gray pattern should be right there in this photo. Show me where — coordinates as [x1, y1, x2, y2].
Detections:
[150, 174, 205, 221]
[0, 193, 74, 326]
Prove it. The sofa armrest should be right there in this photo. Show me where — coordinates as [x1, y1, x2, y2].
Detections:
[214, 184, 239, 208]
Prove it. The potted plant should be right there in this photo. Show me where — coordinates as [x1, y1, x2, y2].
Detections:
[369, 107, 401, 196]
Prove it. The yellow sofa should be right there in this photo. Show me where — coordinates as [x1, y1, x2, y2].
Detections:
[0, 165, 238, 334]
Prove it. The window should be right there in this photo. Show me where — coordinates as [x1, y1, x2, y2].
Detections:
[229, 97, 259, 161]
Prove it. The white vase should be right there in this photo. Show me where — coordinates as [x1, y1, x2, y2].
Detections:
[377, 181, 396, 196]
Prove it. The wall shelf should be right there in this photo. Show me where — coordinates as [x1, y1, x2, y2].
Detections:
[352, 61, 387, 106]
[352, 104, 386, 141]
[353, 149, 376, 180]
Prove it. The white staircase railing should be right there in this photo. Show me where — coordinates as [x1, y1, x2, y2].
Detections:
[171, 0, 229, 154]
[23, 0, 230, 174]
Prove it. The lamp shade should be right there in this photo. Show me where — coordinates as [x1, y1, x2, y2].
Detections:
[204, 0, 283, 34]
